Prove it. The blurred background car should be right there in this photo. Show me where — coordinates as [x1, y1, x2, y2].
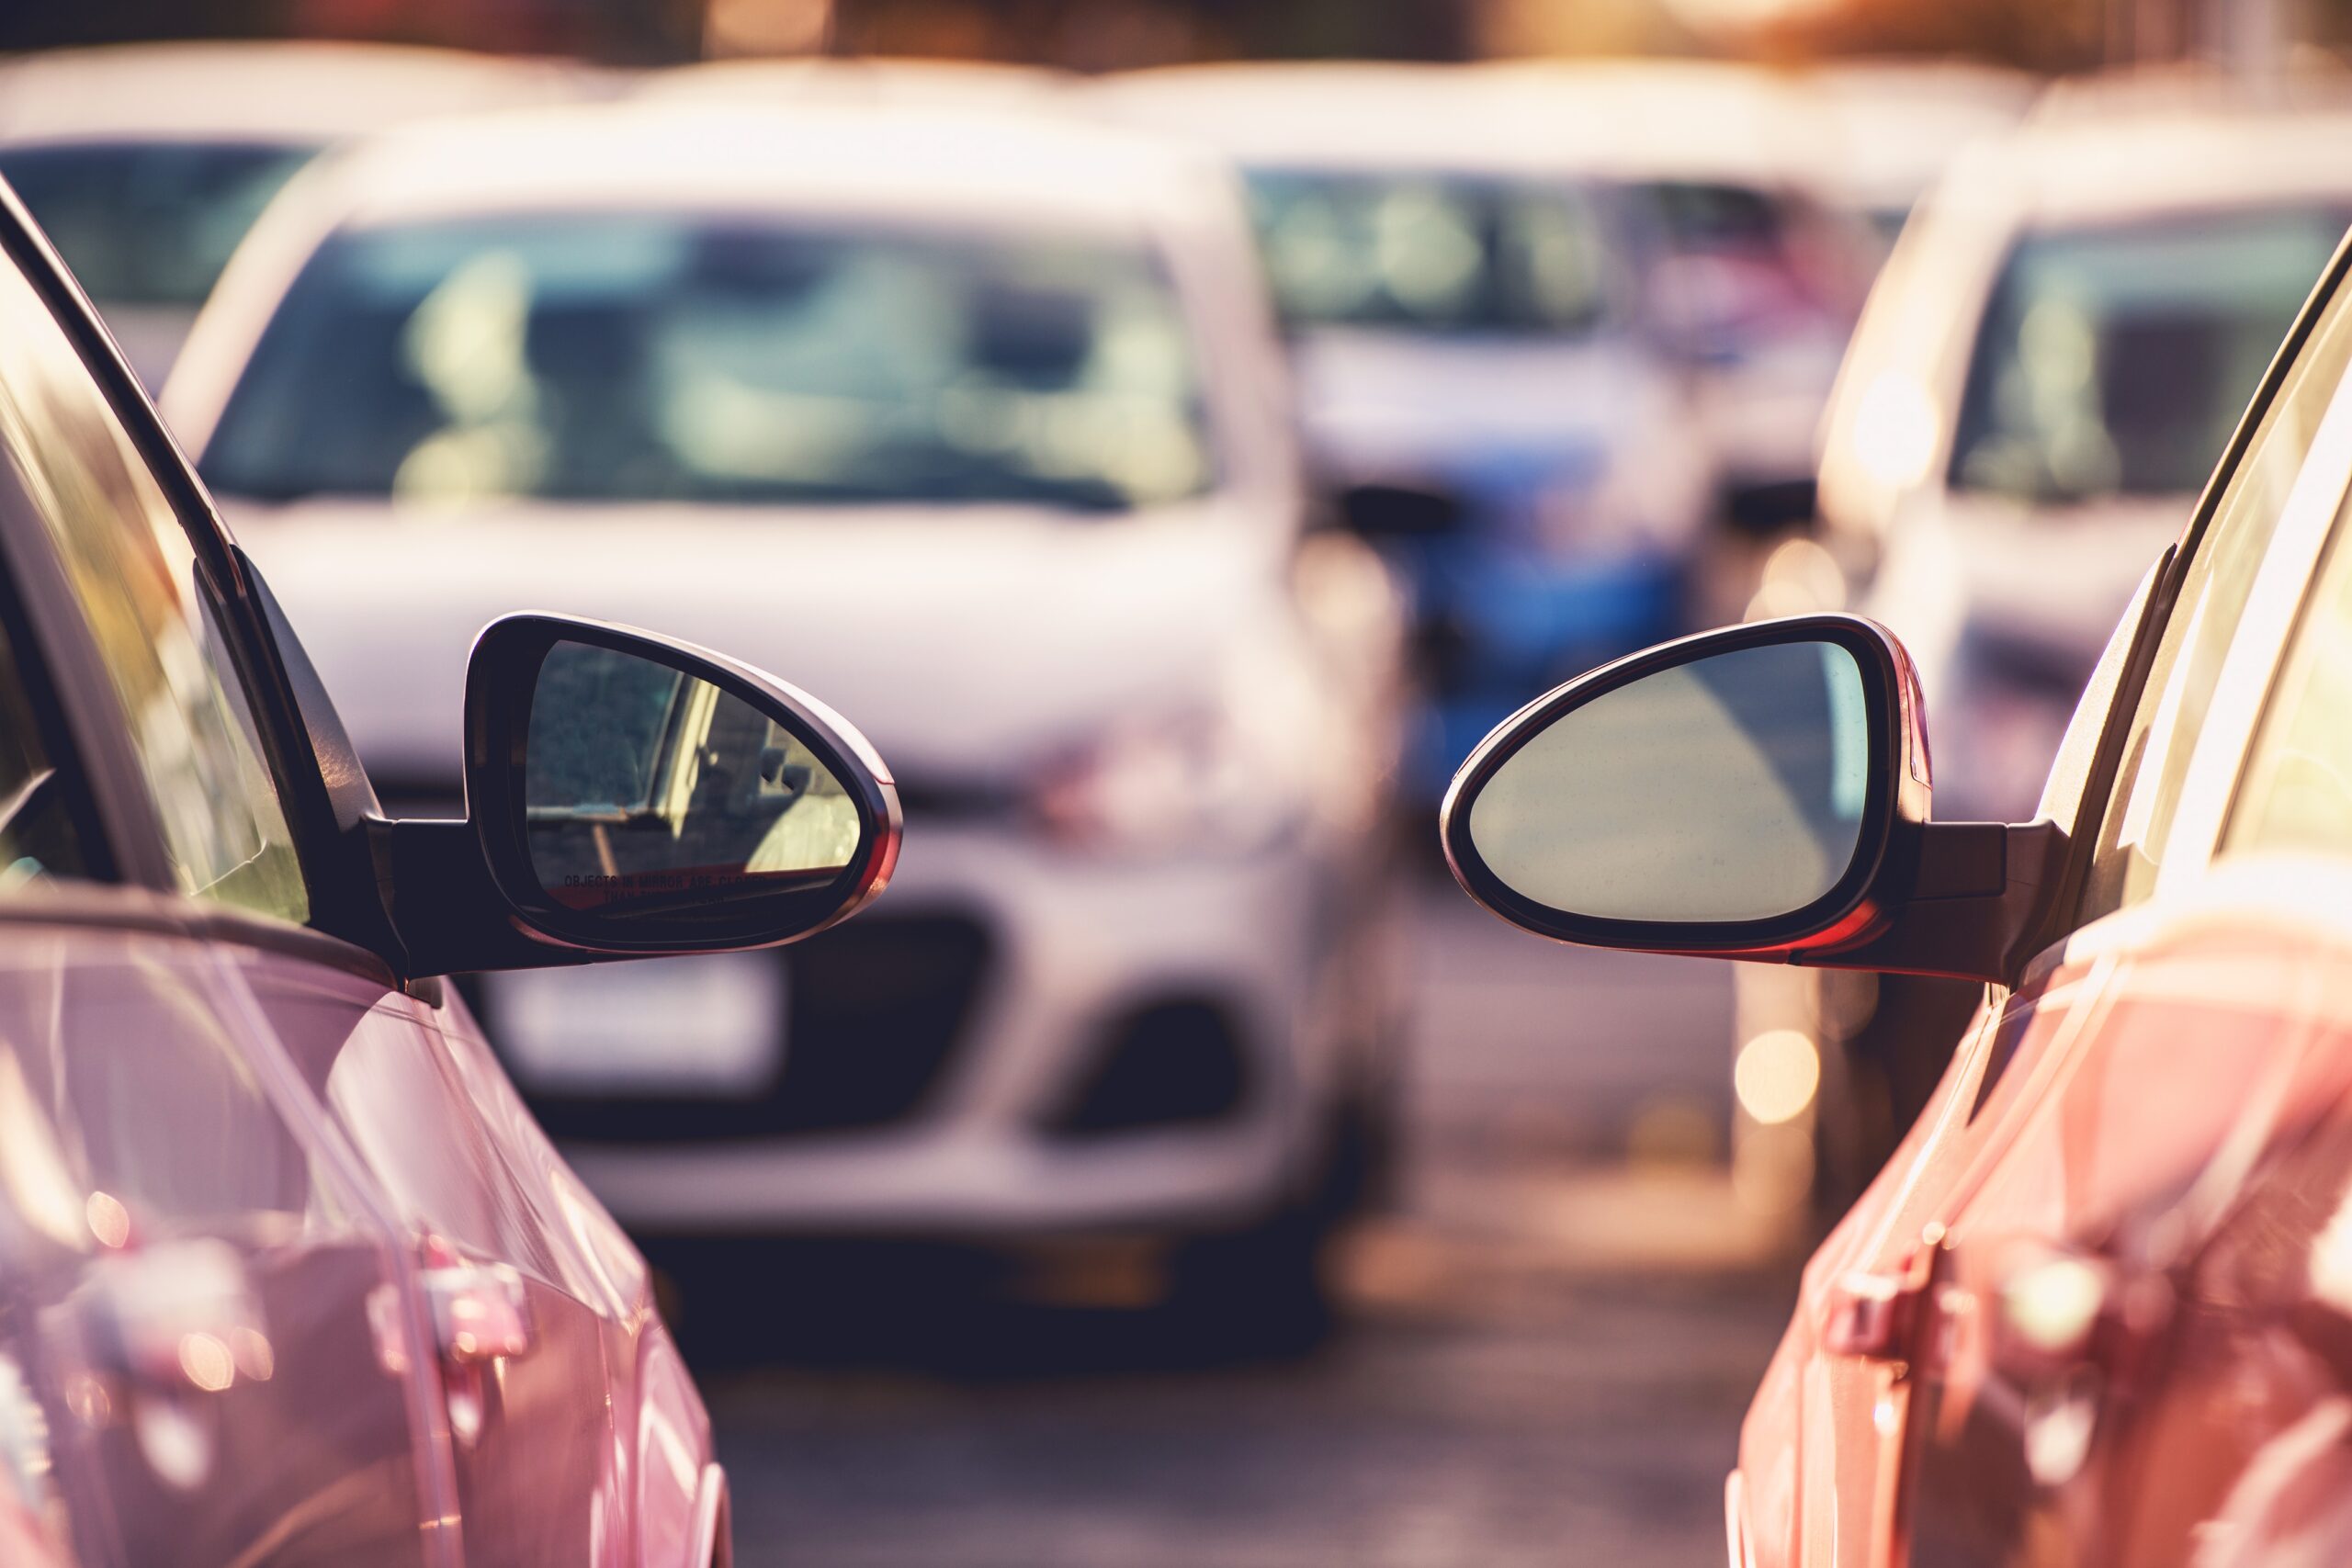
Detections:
[0, 39, 608, 387]
[1485, 59, 1880, 543]
[160, 96, 1413, 1324]
[1738, 73, 2352, 1209]
[1091, 62, 1720, 796]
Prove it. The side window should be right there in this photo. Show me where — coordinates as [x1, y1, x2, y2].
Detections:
[0, 246, 306, 919]
[2075, 278, 2352, 922]
[0, 601, 91, 884]
[2225, 496, 2352, 854]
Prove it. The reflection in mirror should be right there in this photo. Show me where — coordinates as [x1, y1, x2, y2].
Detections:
[524, 641, 861, 918]
[1466, 639, 1871, 924]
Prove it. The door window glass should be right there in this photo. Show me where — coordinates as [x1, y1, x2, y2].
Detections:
[0, 243, 306, 919]
[2076, 276, 2352, 921]
[2225, 491, 2352, 855]
[0, 601, 90, 886]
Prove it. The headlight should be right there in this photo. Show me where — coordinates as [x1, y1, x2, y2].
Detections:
[1030, 707, 1302, 856]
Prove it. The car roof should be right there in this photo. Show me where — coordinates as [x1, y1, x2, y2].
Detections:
[1942, 80, 2352, 227]
[0, 39, 615, 147]
[279, 96, 1233, 235]
[1090, 58, 1836, 188]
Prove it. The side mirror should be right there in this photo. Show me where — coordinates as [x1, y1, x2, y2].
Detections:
[1440, 614, 2065, 984]
[379, 615, 899, 976]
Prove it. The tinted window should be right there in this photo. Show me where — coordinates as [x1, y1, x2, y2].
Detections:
[0, 140, 313, 307]
[0, 245, 307, 919]
[1951, 209, 2346, 503]
[203, 214, 1215, 513]
[1244, 170, 1611, 334]
[0, 603, 90, 886]
[2077, 265, 2352, 922]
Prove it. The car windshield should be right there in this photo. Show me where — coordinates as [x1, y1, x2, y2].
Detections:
[0, 141, 315, 307]
[1242, 169, 1611, 335]
[1950, 207, 2349, 503]
[201, 213, 1216, 513]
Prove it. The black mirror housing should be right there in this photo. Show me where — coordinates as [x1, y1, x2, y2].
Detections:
[1441, 614, 2066, 987]
[374, 614, 899, 978]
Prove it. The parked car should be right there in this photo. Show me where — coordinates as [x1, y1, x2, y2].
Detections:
[161, 99, 1411, 1314]
[0, 173, 900, 1566]
[1441, 218, 2352, 1566]
[1744, 86, 2352, 1208]
[0, 40, 605, 386]
[1092, 62, 1718, 796]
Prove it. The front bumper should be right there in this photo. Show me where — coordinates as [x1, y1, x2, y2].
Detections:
[515, 820, 1396, 1238]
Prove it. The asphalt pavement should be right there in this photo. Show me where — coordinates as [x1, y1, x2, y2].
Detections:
[701, 879, 1800, 1567]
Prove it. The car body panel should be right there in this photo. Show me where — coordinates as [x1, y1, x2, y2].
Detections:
[0, 911, 436, 1568]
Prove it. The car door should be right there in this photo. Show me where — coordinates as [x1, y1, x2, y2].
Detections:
[0, 201, 446, 1562]
[236, 958, 639, 1567]
[1890, 234, 2352, 1568]
[1738, 945, 2115, 1568]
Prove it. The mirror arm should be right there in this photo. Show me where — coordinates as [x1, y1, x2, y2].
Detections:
[1797, 819, 2070, 987]
[367, 816, 589, 980]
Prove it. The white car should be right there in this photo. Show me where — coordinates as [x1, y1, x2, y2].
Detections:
[161, 99, 1411, 1315]
[1091, 62, 1715, 795]
[1819, 82, 2352, 818]
[1736, 80, 2352, 1214]
[0, 39, 607, 385]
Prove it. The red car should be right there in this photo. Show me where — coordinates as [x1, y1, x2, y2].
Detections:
[0, 177, 897, 1565]
[1443, 231, 2352, 1565]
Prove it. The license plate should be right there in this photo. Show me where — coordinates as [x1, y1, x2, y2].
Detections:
[487, 953, 786, 1098]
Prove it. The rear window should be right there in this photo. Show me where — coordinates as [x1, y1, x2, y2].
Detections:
[201, 213, 1216, 513]
[0, 140, 313, 307]
[1949, 208, 2347, 504]
[1243, 169, 1611, 335]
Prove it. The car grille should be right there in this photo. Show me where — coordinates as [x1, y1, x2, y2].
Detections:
[465, 913, 994, 1143]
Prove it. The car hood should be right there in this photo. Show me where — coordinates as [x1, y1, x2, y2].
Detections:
[1290, 327, 1643, 483]
[226, 497, 1282, 790]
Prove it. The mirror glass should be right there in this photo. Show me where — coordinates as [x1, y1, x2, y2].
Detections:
[1465, 638, 1871, 924]
[523, 640, 862, 918]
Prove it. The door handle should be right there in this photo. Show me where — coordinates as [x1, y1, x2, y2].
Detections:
[1824, 1269, 1925, 1360]
[417, 1236, 533, 1450]
[419, 1241, 534, 1367]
